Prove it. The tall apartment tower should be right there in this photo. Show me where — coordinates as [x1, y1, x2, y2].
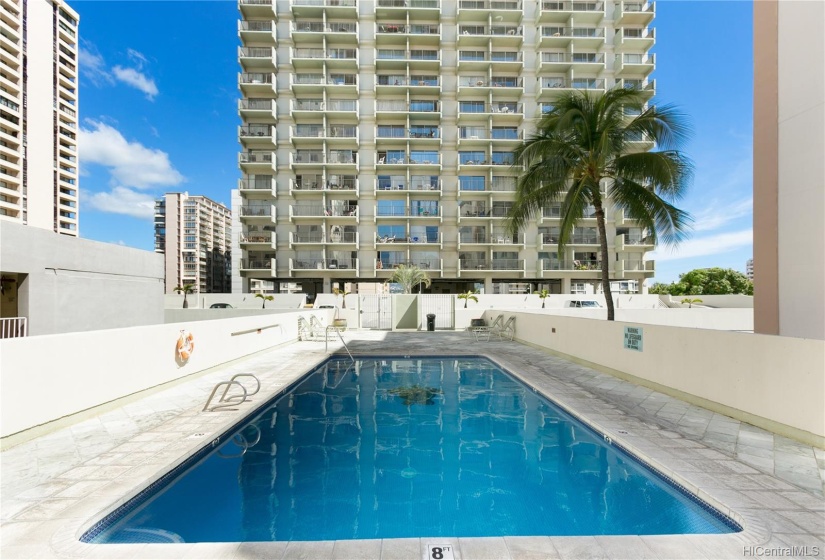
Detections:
[234, 0, 656, 296]
[155, 193, 233, 294]
[0, 0, 79, 235]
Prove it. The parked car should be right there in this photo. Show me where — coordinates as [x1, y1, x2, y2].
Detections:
[209, 303, 234, 309]
[566, 300, 602, 308]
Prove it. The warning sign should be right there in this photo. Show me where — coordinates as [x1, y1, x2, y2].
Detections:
[624, 326, 643, 352]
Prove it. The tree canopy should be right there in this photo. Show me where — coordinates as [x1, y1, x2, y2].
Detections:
[649, 268, 753, 296]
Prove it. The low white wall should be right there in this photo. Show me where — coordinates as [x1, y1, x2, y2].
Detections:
[0, 310, 332, 440]
[165, 293, 307, 310]
[487, 310, 825, 444]
[164, 308, 298, 324]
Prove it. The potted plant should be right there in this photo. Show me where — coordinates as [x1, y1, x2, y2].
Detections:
[680, 297, 703, 308]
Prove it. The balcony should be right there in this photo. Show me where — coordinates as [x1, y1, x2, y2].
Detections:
[291, 150, 358, 167]
[615, 52, 655, 76]
[458, 233, 524, 248]
[538, 26, 605, 48]
[239, 72, 276, 96]
[615, 259, 654, 277]
[375, 0, 441, 19]
[291, 125, 359, 145]
[291, 176, 358, 193]
[292, 47, 358, 70]
[239, 258, 277, 275]
[290, 258, 359, 272]
[289, 204, 359, 220]
[291, 73, 358, 94]
[537, 52, 605, 73]
[457, 76, 523, 93]
[457, 102, 524, 121]
[537, 77, 605, 99]
[376, 23, 440, 45]
[239, 0, 276, 18]
[619, 78, 655, 100]
[238, 46, 276, 70]
[615, 233, 654, 251]
[375, 178, 441, 192]
[239, 98, 277, 121]
[238, 20, 276, 45]
[615, 27, 655, 51]
[238, 177, 276, 197]
[457, 25, 523, 48]
[375, 49, 440, 70]
[458, 1, 523, 23]
[457, 51, 523, 72]
[239, 150, 276, 170]
[376, 151, 442, 168]
[290, 231, 359, 246]
[240, 231, 276, 248]
[375, 99, 441, 118]
[290, 0, 358, 18]
[459, 259, 525, 274]
[292, 21, 358, 43]
[375, 125, 441, 144]
[239, 205, 276, 225]
[537, 1, 604, 23]
[291, 99, 358, 119]
[239, 124, 276, 147]
[615, 1, 655, 26]
[374, 206, 442, 220]
[374, 232, 442, 247]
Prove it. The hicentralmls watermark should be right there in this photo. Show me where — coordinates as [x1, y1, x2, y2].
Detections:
[744, 545, 821, 557]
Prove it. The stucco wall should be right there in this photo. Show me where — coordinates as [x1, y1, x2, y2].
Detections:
[164, 293, 307, 310]
[0, 221, 164, 335]
[486, 311, 824, 445]
[0, 309, 332, 440]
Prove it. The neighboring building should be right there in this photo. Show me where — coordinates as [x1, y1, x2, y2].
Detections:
[155, 193, 232, 294]
[233, 0, 656, 297]
[0, 0, 80, 235]
[754, 0, 824, 340]
[746, 258, 753, 281]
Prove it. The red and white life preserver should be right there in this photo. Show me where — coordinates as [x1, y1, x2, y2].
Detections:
[177, 331, 195, 361]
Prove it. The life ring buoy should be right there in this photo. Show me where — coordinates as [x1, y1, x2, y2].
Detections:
[177, 331, 195, 361]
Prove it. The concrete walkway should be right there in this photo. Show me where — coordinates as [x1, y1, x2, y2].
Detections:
[1, 331, 823, 559]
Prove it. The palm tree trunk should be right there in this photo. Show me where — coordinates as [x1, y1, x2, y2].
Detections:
[183, 294, 188, 309]
[594, 203, 615, 321]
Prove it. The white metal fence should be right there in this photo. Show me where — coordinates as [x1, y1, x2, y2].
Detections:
[0, 317, 27, 338]
[418, 295, 455, 330]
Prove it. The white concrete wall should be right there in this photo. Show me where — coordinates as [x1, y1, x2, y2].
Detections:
[777, 1, 825, 340]
[0, 309, 332, 439]
[164, 308, 303, 324]
[486, 311, 824, 444]
[164, 293, 307, 310]
[0, 221, 164, 335]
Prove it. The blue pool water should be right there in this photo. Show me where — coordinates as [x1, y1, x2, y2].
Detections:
[86, 357, 739, 543]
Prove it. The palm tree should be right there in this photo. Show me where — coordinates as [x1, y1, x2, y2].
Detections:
[535, 288, 550, 309]
[173, 284, 195, 309]
[387, 264, 431, 294]
[507, 87, 693, 320]
[255, 293, 274, 308]
[680, 297, 703, 308]
[458, 290, 479, 309]
[333, 287, 352, 309]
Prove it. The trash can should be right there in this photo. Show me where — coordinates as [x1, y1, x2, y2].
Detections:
[426, 313, 436, 331]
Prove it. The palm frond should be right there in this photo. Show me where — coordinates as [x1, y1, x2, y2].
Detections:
[611, 178, 693, 247]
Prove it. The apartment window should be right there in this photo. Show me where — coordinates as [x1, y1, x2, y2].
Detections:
[459, 101, 485, 113]
[459, 176, 485, 191]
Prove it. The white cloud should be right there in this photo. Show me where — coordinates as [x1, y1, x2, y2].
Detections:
[112, 66, 158, 100]
[649, 229, 753, 262]
[79, 121, 184, 189]
[85, 186, 156, 220]
[78, 44, 113, 86]
[126, 48, 149, 70]
[692, 197, 753, 232]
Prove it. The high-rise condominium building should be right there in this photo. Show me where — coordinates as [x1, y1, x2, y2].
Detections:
[155, 193, 233, 294]
[0, 0, 79, 235]
[746, 258, 753, 282]
[234, 0, 656, 296]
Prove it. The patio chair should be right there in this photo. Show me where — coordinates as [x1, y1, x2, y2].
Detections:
[494, 316, 516, 341]
[472, 314, 503, 341]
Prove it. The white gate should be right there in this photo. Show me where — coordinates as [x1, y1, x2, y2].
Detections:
[418, 294, 455, 330]
[360, 295, 392, 329]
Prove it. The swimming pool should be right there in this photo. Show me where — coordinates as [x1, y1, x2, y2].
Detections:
[83, 356, 740, 543]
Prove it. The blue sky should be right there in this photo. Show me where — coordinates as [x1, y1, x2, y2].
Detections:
[75, 0, 754, 284]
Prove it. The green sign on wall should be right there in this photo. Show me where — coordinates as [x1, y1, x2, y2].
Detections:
[624, 326, 643, 352]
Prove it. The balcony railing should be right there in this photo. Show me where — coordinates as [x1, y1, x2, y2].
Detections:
[458, 76, 523, 88]
[240, 206, 273, 217]
[376, 49, 440, 61]
[293, 74, 358, 85]
[376, 179, 441, 191]
[293, 0, 356, 6]
[377, 152, 441, 165]
[377, 0, 440, 7]
[239, 99, 275, 110]
[541, 77, 605, 90]
[377, 24, 439, 34]
[292, 258, 357, 270]
[458, 25, 523, 36]
[377, 75, 439, 87]
[293, 22, 357, 33]
[458, 51, 523, 63]
[240, 259, 275, 270]
[0, 317, 27, 339]
[239, 179, 275, 190]
[376, 206, 441, 217]
[239, 47, 274, 58]
[239, 151, 274, 164]
[292, 151, 358, 164]
[293, 125, 358, 138]
[240, 21, 273, 32]
[239, 124, 274, 137]
[293, 48, 357, 59]
[540, 259, 601, 271]
[541, 26, 605, 38]
[540, 52, 605, 64]
[239, 72, 274, 85]
[460, 234, 524, 244]
[459, 0, 522, 9]
[540, 1, 603, 12]
[376, 100, 440, 112]
[292, 204, 359, 217]
[241, 232, 275, 243]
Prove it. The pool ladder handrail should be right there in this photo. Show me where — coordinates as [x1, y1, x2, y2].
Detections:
[216, 424, 262, 458]
[203, 373, 261, 412]
[325, 322, 355, 362]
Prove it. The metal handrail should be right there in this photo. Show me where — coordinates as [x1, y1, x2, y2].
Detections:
[203, 373, 261, 412]
[326, 325, 355, 362]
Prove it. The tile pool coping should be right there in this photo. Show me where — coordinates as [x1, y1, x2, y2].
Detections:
[1, 332, 823, 559]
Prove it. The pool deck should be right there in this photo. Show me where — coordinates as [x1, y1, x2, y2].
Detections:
[1, 331, 823, 559]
